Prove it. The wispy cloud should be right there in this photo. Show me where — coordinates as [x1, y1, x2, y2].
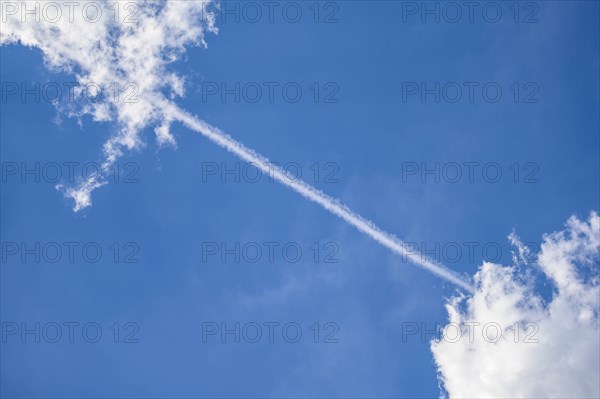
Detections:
[1, 0, 218, 210]
[1, 0, 473, 290]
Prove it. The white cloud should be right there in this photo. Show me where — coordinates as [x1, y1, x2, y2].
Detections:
[1, 0, 218, 211]
[431, 212, 600, 398]
[0, 0, 475, 291]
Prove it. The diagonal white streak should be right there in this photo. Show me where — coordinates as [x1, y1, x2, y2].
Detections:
[161, 100, 474, 293]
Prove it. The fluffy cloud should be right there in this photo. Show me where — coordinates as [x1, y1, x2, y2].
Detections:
[1, 0, 218, 211]
[431, 212, 600, 398]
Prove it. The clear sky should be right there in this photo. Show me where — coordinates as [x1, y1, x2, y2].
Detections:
[1, 1, 599, 398]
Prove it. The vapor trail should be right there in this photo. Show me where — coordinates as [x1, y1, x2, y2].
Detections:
[0, 1, 472, 292]
[161, 101, 475, 293]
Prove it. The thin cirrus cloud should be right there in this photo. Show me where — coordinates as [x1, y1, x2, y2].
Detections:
[2, 2, 599, 398]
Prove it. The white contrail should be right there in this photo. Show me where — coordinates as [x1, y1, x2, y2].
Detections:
[160, 100, 475, 293]
[0, 1, 473, 292]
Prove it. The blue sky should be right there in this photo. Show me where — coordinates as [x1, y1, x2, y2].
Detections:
[1, 1, 599, 398]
